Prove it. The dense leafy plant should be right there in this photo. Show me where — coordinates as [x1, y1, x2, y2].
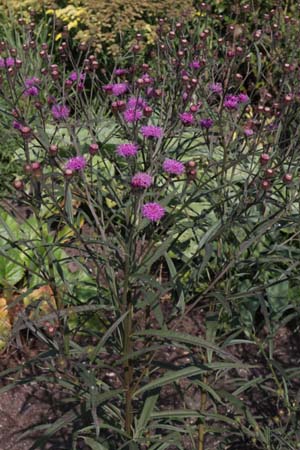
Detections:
[0, 3, 300, 450]
[1, 0, 195, 55]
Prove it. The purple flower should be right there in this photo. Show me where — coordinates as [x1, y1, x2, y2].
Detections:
[51, 104, 70, 120]
[69, 71, 85, 82]
[127, 96, 147, 110]
[141, 73, 154, 84]
[141, 125, 163, 139]
[0, 58, 5, 68]
[146, 87, 154, 97]
[65, 156, 87, 171]
[244, 128, 254, 136]
[12, 120, 22, 130]
[131, 172, 152, 189]
[5, 57, 15, 68]
[238, 93, 249, 103]
[111, 83, 128, 96]
[224, 95, 239, 110]
[190, 59, 202, 70]
[114, 68, 128, 76]
[182, 92, 189, 101]
[116, 143, 138, 158]
[103, 84, 113, 93]
[209, 83, 223, 94]
[162, 158, 185, 175]
[25, 77, 40, 88]
[179, 112, 195, 126]
[123, 108, 143, 123]
[200, 118, 214, 129]
[142, 202, 165, 222]
[24, 86, 39, 97]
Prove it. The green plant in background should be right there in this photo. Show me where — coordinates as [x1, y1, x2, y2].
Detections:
[0, 3, 299, 450]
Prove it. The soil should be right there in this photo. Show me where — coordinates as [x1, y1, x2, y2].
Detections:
[0, 318, 299, 450]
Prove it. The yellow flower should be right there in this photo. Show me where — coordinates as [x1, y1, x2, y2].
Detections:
[68, 20, 79, 30]
[46, 9, 54, 15]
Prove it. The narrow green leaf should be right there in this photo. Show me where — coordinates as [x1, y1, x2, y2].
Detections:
[133, 366, 205, 397]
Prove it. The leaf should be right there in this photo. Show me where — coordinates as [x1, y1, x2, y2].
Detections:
[133, 366, 206, 397]
[150, 409, 201, 419]
[135, 392, 159, 438]
[134, 330, 238, 361]
[0, 255, 25, 286]
[65, 184, 74, 225]
[89, 311, 129, 363]
[81, 437, 109, 450]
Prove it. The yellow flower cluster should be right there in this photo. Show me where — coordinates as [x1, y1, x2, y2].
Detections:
[1, 0, 195, 55]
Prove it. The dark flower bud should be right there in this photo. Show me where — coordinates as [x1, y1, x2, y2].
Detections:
[132, 44, 140, 53]
[64, 168, 73, 179]
[261, 179, 271, 190]
[143, 106, 153, 117]
[20, 126, 31, 138]
[265, 168, 274, 177]
[89, 143, 99, 155]
[260, 153, 270, 165]
[13, 179, 24, 190]
[49, 144, 58, 156]
[282, 173, 293, 184]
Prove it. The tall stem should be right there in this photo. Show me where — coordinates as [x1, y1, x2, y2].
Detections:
[198, 376, 208, 450]
[124, 300, 134, 436]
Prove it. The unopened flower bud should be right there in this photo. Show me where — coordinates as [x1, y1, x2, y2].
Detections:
[49, 144, 58, 156]
[260, 153, 270, 165]
[13, 179, 24, 190]
[261, 179, 271, 190]
[20, 126, 31, 138]
[143, 106, 153, 117]
[282, 173, 293, 184]
[64, 168, 73, 179]
[89, 143, 99, 155]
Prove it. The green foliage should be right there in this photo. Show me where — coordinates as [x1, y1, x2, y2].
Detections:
[0, 3, 300, 450]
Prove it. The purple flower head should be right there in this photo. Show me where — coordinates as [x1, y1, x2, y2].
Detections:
[5, 57, 15, 68]
[162, 158, 185, 175]
[127, 96, 147, 110]
[179, 112, 195, 126]
[131, 172, 152, 189]
[0, 58, 5, 68]
[51, 104, 70, 121]
[190, 60, 202, 70]
[244, 128, 254, 136]
[12, 120, 22, 130]
[141, 73, 154, 84]
[238, 93, 249, 104]
[103, 84, 113, 94]
[209, 83, 223, 94]
[182, 92, 189, 101]
[141, 125, 163, 139]
[200, 118, 214, 129]
[114, 68, 128, 76]
[224, 95, 239, 110]
[123, 108, 143, 123]
[142, 202, 165, 222]
[116, 142, 138, 158]
[111, 82, 128, 96]
[25, 77, 40, 88]
[146, 87, 154, 98]
[69, 71, 78, 81]
[65, 155, 86, 171]
[24, 86, 39, 97]
[69, 71, 85, 82]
